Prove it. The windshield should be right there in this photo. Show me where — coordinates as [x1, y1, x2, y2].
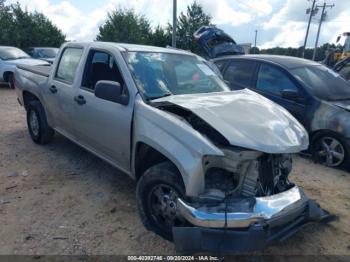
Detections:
[37, 48, 58, 58]
[291, 65, 350, 101]
[0, 47, 30, 60]
[125, 52, 229, 100]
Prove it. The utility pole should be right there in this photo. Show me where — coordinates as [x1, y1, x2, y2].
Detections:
[312, 2, 334, 61]
[302, 0, 317, 58]
[172, 0, 177, 48]
[254, 30, 258, 53]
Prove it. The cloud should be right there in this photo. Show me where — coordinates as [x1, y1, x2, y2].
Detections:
[262, 0, 350, 48]
[235, 0, 276, 17]
[7, 0, 88, 40]
[200, 0, 252, 26]
[7, 0, 350, 48]
[9, 0, 257, 41]
[261, 22, 306, 48]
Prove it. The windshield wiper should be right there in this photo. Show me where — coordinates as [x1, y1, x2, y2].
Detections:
[147, 93, 172, 101]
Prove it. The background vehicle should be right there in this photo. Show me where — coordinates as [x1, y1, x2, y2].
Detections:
[27, 47, 59, 64]
[194, 26, 245, 59]
[0, 46, 48, 89]
[335, 32, 350, 62]
[14, 42, 330, 253]
[334, 56, 350, 81]
[323, 32, 350, 68]
[213, 55, 350, 169]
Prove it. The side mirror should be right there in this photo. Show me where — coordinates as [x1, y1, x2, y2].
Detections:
[281, 89, 300, 100]
[95, 80, 129, 105]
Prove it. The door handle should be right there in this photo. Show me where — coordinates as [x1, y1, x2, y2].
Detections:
[74, 95, 86, 105]
[49, 85, 57, 94]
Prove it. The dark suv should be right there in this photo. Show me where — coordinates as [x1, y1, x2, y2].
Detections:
[213, 54, 350, 169]
[194, 26, 350, 169]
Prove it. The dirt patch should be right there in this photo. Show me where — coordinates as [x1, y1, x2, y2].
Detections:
[0, 87, 349, 255]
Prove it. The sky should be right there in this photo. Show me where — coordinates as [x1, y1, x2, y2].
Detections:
[7, 0, 350, 49]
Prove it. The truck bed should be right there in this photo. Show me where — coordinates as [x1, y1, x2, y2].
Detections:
[16, 64, 51, 78]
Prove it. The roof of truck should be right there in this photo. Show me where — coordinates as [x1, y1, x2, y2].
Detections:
[213, 54, 321, 69]
[66, 41, 195, 56]
[0, 46, 21, 49]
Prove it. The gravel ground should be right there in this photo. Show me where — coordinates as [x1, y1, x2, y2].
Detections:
[0, 86, 350, 256]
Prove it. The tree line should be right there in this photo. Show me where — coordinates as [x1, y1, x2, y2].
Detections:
[0, 0, 65, 50]
[93, 1, 211, 54]
[0, 0, 337, 61]
[251, 43, 343, 62]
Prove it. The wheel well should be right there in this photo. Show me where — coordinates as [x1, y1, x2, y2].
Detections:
[309, 129, 341, 144]
[134, 142, 178, 181]
[3, 71, 13, 82]
[23, 91, 40, 110]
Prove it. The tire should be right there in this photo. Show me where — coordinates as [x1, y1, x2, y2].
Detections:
[8, 74, 15, 89]
[26, 101, 54, 144]
[136, 161, 187, 241]
[311, 131, 350, 169]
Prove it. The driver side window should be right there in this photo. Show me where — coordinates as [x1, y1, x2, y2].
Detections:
[256, 63, 298, 96]
[81, 50, 125, 91]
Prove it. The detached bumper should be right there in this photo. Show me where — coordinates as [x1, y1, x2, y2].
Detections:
[173, 186, 333, 254]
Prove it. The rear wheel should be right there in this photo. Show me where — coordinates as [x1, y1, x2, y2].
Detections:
[27, 101, 54, 144]
[8, 74, 15, 89]
[311, 132, 349, 169]
[136, 162, 187, 241]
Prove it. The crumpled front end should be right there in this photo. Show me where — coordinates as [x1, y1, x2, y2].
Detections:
[171, 146, 333, 254]
[173, 193, 331, 254]
[150, 92, 332, 253]
[177, 186, 306, 229]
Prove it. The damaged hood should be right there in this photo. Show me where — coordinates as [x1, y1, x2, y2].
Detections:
[154, 89, 308, 153]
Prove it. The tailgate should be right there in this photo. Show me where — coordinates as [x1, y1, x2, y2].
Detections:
[16, 64, 51, 77]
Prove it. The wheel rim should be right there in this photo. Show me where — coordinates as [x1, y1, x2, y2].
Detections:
[317, 136, 345, 167]
[29, 110, 40, 137]
[148, 184, 185, 230]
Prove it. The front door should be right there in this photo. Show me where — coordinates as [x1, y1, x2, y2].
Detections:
[252, 62, 308, 128]
[72, 49, 133, 172]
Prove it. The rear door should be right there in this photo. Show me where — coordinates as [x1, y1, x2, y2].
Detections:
[220, 59, 257, 90]
[252, 62, 308, 126]
[45, 46, 84, 137]
[72, 48, 133, 172]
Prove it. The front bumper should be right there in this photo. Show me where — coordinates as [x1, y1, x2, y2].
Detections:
[173, 186, 333, 254]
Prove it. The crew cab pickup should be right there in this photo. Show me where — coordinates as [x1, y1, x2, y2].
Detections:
[15, 42, 331, 254]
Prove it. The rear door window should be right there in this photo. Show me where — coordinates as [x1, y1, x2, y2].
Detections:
[214, 60, 229, 72]
[55, 48, 83, 84]
[256, 63, 298, 96]
[223, 60, 256, 89]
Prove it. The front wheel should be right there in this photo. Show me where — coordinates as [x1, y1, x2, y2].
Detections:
[311, 132, 350, 169]
[136, 162, 187, 241]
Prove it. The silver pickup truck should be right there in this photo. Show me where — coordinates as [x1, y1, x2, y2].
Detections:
[14, 42, 331, 253]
